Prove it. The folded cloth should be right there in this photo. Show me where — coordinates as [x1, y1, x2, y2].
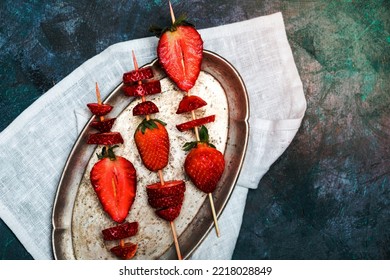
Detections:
[0, 12, 306, 260]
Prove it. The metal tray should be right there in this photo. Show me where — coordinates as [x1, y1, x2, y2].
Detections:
[52, 50, 249, 259]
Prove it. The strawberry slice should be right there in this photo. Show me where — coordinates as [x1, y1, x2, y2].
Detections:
[176, 95, 207, 114]
[176, 115, 215, 132]
[157, 23, 203, 92]
[90, 156, 137, 223]
[87, 103, 113, 116]
[87, 132, 124, 145]
[148, 192, 184, 209]
[110, 242, 138, 260]
[133, 101, 159, 116]
[123, 67, 154, 84]
[90, 118, 116, 133]
[102, 221, 139, 241]
[156, 203, 183, 222]
[122, 81, 161, 97]
[146, 180, 185, 200]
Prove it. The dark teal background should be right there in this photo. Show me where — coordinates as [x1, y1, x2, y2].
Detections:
[1, 0, 389, 259]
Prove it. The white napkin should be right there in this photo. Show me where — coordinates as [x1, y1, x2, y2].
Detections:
[0, 12, 306, 260]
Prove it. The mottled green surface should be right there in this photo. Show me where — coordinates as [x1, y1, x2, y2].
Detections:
[0, 0, 389, 259]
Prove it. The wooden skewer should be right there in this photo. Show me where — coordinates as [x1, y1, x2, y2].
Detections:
[169, 0, 176, 24]
[132, 51, 149, 118]
[170, 221, 182, 260]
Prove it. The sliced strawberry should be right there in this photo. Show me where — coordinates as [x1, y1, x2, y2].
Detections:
[176, 95, 207, 114]
[90, 118, 116, 133]
[134, 119, 169, 172]
[176, 115, 215, 132]
[122, 81, 161, 97]
[146, 180, 185, 200]
[90, 156, 137, 223]
[102, 221, 139, 241]
[123, 67, 154, 84]
[87, 103, 113, 116]
[110, 242, 138, 260]
[148, 192, 184, 209]
[157, 24, 203, 92]
[87, 132, 124, 145]
[133, 101, 159, 116]
[156, 203, 183, 222]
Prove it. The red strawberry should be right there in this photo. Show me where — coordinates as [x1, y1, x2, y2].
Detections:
[148, 192, 184, 209]
[146, 180, 185, 200]
[133, 101, 159, 116]
[176, 115, 215, 132]
[110, 242, 138, 260]
[87, 132, 124, 145]
[87, 103, 113, 116]
[156, 20, 203, 92]
[90, 149, 137, 223]
[123, 67, 154, 84]
[176, 95, 207, 114]
[122, 81, 161, 97]
[183, 127, 225, 193]
[102, 221, 139, 241]
[156, 203, 183, 221]
[90, 118, 116, 133]
[134, 119, 169, 171]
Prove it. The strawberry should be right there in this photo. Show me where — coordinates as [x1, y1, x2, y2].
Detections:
[87, 103, 113, 116]
[183, 126, 225, 193]
[176, 115, 215, 132]
[90, 146, 137, 223]
[123, 67, 154, 84]
[155, 203, 183, 221]
[102, 221, 139, 241]
[134, 119, 169, 172]
[90, 118, 116, 133]
[122, 81, 161, 97]
[110, 242, 138, 260]
[146, 180, 185, 200]
[148, 192, 184, 209]
[176, 95, 207, 114]
[154, 17, 203, 92]
[87, 132, 124, 145]
[133, 101, 159, 116]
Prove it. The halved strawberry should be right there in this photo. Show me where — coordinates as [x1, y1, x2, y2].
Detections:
[176, 95, 207, 114]
[87, 132, 124, 145]
[90, 118, 116, 133]
[146, 180, 185, 200]
[122, 81, 161, 97]
[102, 221, 139, 241]
[90, 155, 137, 223]
[123, 67, 154, 84]
[134, 119, 169, 171]
[148, 192, 184, 209]
[176, 115, 215, 132]
[156, 20, 203, 92]
[87, 103, 113, 116]
[156, 203, 183, 221]
[133, 101, 159, 116]
[110, 242, 138, 260]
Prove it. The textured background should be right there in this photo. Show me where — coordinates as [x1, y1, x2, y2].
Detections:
[1, 0, 389, 259]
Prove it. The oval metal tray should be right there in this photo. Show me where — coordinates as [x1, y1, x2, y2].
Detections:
[52, 50, 249, 260]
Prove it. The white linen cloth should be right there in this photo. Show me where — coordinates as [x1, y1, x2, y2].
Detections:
[0, 12, 306, 260]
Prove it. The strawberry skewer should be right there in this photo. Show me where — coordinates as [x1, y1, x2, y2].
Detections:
[87, 83, 138, 259]
[163, 1, 222, 237]
[128, 52, 184, 260]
